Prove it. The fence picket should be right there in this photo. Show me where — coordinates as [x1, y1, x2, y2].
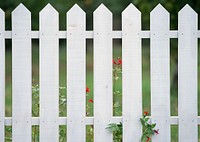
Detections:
[150, 4, 170, 141]
[0, 3, 199, 142]
[39, 4, 59, 142]
[67, 4, 86, 142]
[178, 5, 198, 142]
[93, 4, 113, 142]
[12, 4, 32, 142]
[122, 4, 142, 142]
[0, 8, 5, 142]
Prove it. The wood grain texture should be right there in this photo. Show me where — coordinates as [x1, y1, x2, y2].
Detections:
[0, 8, 5, 142]
[39, 4, 59, 142]
[122, 4, 142, 142]
[178, 4, 198, 142]
[12, 4, 32, 142]
[93, 4, 113, 142]
[67, 4, 86, 142]
[150, 4, 170, 142]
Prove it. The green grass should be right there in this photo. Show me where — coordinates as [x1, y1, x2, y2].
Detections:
[4, 43, 200, 141]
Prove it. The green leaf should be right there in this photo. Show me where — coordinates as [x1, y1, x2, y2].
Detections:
[140, 118, 145, 126]
[144, 117, 150, 122]
[107, 123, 122, 142]
[106, 123, 119, 132]
[151, 123, 156, 128]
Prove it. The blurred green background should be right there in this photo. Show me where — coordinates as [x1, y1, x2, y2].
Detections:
[1, 0, 200, 141]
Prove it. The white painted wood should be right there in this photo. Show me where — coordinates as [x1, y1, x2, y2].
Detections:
[178, 5, 198, 142]
[0, 8, 5, 142]
[67, 4, 86, 142]
[5, 116, 200, 126]
[93, 4, 113, 142]
[150, 4, 170, 141]
[122, 4, 142, 142]
[39, 4, 59, 142]
[12, 4, 32, 142]
[5, 30, 200, 39]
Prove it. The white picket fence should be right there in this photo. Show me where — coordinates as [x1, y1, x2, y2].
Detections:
[0, 3, 199, 142]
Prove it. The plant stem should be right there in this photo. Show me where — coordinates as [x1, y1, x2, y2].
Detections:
[113, 67, 117, 116]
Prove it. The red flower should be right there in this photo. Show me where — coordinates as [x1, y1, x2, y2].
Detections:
[146, 136, 151, 142]
[154, 129, 159, 135]
[117, 58, 122, 65]
[144, 111, 148, 116]
[88, 99, 93, 103]
[86, 86, 90, 93]
[113, 59, 116, 65]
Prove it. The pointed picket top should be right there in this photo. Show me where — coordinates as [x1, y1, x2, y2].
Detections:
[40, 3, 58, 17]
[0, 8, 5, 27]
[122, 3, 141, 30]
[150, 3, 169, 31]
[12, 3, 30, 15]
[179, 4, 197, 16]
[12, 3, 31, 31]
[39, 3, 58, 32]
[122, 3, 140, 15]
[0, 8, 4, 24]
[122, 3, 141, 35]
[67, 4, 85, 31]
[67, 4, 85, 15]
[178, 4, 197, 33]
[94, 3, 112, 30]
[94, 4, 112, 17]
[0, 8, 4, 15]
[151, 4, 169, 17]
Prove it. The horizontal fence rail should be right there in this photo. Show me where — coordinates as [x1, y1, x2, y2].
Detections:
[0, 3, 199, 142]
[2, 30, 200, 39]
[3, 116, 200, 125]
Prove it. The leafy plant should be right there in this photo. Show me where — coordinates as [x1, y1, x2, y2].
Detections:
[106, 122, 122, 142]
[106, 111, 159, 142]
[140, 111, 159, 142]
[113, 57, 122, 116]
[86, 86, 94, 141]
[107, 58, 159, 141]
[106, 58, 123, 142]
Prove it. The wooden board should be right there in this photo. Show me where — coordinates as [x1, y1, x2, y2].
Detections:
[0, 8, 5, 142]
[122, 4, 142, 142]
[12, 4, 32, 142]
[67, 4, 86, 142]
[93, 4, 113, 142]
[178, 5, 198, 142]
[150, 4, 171, 141]
[39, 4, 59, 142]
